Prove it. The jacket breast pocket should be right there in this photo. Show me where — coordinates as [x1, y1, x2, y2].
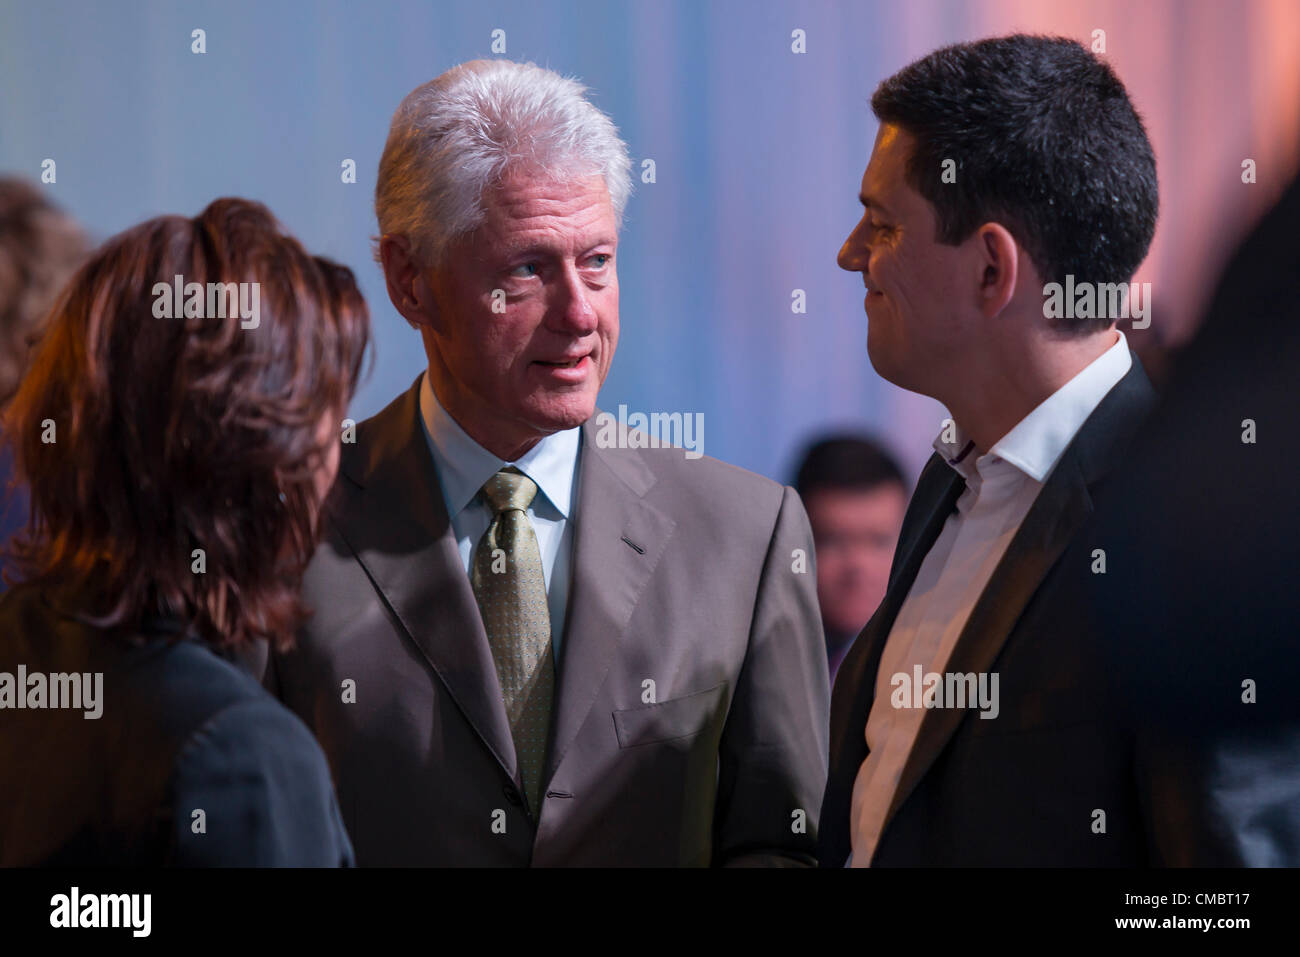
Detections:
[613, 682, 728, 749]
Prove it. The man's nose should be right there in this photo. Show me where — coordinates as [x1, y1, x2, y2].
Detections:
[838, 222, 869, 273]
[552, 264, 599, 333]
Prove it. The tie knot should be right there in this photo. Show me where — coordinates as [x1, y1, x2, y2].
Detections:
[480, 467, 538, 515]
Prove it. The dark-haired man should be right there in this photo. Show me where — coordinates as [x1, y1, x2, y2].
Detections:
[820, 35, 1166, 865]
[793, 436, 906, 681]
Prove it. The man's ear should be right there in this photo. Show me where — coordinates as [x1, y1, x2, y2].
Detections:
[975, 222, 1020, 319]
[379, 234, 438, 330]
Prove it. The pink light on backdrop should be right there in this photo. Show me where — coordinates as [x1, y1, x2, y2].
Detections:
[974, 0, 1300, 366]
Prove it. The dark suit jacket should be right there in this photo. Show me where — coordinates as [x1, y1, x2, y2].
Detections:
[820, 356, 1160, 866]
[246, 378, 829, 866]
[0, 584, 353, 866]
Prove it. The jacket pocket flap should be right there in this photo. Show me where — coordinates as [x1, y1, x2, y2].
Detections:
[613, 682, 728, 748]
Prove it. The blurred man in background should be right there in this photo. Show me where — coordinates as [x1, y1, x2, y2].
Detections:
[0, 178, 88, 592]
[793, 435, 906, 681]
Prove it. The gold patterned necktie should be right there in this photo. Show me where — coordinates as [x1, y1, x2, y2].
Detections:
[470, 467, 555, 817]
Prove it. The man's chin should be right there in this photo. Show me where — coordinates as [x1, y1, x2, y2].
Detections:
[864, 337, 897, 383]
[866, 336, 918, 392]
[524, 396, 596, 434]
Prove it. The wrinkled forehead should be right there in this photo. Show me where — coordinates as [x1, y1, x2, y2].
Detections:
[475, 168, 618, 246]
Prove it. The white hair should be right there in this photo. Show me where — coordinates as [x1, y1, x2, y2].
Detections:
[374, 59, 633, 267]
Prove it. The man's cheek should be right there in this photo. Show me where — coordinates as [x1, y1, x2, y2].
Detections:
[602, 320, 619, 365]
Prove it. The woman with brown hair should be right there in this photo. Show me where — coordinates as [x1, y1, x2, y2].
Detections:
[0, 197, 370, 866]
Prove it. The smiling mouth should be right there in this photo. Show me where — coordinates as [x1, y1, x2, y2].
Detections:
[536, 357, 586, 368]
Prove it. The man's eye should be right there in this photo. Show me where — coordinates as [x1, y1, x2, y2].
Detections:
[587, 253, 612, 269]
[510, 263, 538, 278]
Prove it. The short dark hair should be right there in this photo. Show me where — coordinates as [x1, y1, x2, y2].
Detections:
[2, 198, 371, 653]
[794, 435, 905, 500]
[871, 34, 1158, 328]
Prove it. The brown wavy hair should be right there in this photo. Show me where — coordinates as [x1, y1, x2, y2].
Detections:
[1, 198, 371, 652]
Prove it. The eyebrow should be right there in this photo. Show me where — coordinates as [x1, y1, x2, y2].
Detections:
[858, 194, 895, 218]
[502, 236, 618, 262]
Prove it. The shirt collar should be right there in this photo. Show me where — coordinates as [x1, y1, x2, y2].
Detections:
[418, 373, 580, 518]
[933, 422, 980, 482]
[935, 329, 1132, 484]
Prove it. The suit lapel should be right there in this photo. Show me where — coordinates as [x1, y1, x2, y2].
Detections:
[876, 448, 1093, 847]
[839, 460, 965, 745]
[821, 455, 964, 865]
[329, 379, 519, 784]
[545, 414, 677, 783]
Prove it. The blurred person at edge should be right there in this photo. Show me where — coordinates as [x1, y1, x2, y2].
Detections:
[0, 198, 369, 866]
[0, 178, 89, 593]
[1068, 172, 1300, 864]
[793, 435, 906, 681]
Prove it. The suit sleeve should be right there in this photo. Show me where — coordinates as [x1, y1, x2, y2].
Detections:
[714, 485, 830, 866]
[166, 697, 354, 866]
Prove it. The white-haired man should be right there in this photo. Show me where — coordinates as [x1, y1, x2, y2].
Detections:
[247, 60, 829, 866]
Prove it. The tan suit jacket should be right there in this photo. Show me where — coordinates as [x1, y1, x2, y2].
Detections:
[247, 379, 829, 865]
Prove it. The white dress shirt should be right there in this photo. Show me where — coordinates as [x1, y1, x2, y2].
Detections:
[848, 330, 1132, 867]
[418, 373, 580, 654]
